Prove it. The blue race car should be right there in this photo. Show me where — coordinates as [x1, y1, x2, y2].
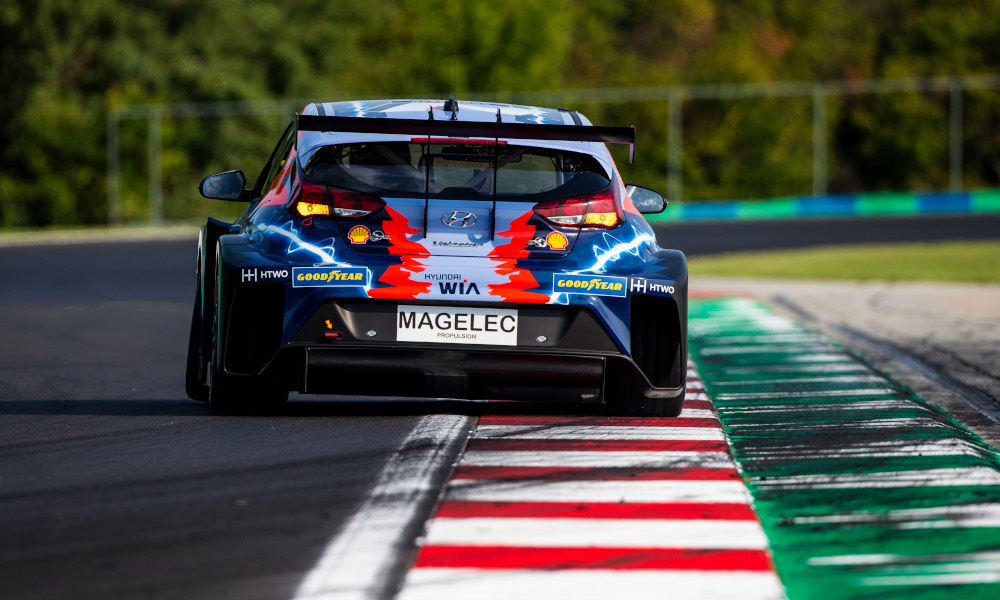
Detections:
[185, 98, 687, 415]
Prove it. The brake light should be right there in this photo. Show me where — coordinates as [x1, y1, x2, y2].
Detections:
[534, 189, 622, 229]
[291, 179, 384, 219]
[410, 137, 506, 145]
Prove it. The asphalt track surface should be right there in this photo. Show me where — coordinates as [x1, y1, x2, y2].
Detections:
[0, 241, 474, 599]
[0, 214, 996, 599]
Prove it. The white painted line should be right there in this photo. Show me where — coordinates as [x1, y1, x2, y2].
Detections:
[443, 479, 752, 504]
[712, 375, 888, 386]
[697, 345, 835, 356]
[752, 467, 1000, 489]
[292, 415, 471, 600]
[722, 364, 867, 374]
[474, 425, 725, 441]
[422, 517, 770, 549]
[400, 568, 785, 600]
[858, 572, 1000, 586]
[459, 450, 737, 469]
[740, 438, 986, 459]
[697, 333, 826, 344]
[809, 550, 1000, 566]
[791, 503, 1000, 528]
[674, 408, 718, 418]
[720, 400, 927, 412]
[713, 388, 901, 400]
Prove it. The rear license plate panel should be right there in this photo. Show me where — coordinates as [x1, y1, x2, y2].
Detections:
[396, 305, 518, 346]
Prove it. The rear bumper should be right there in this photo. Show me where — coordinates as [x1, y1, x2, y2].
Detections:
[215, 285, 686, 410]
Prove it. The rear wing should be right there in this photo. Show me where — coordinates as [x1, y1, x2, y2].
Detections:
[296, 114, 637, 163]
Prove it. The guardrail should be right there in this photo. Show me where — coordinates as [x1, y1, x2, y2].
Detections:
[647, 189, 1000, 223]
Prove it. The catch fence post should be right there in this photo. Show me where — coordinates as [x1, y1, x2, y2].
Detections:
[149, 107, 164, 224]
[107, 107, 121, 225]
[812, 86, 827, 197]
[667, 92, 683, 205]
[949, 79, 963, 191]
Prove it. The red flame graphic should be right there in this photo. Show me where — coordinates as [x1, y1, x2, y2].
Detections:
[488, 258, 549, 304]
[368, 206, 431, 299]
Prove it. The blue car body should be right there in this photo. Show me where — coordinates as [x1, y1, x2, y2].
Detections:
[186, 99, 687, 415]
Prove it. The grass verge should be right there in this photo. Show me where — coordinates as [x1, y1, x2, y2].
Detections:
[688, 240, 1000, 283]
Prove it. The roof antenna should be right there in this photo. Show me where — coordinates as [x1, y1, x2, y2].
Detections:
[443, 16, 460, 120]
[453, 16, 458, 95]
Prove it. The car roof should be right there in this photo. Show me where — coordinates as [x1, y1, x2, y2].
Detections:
[302, 99, 588, 126]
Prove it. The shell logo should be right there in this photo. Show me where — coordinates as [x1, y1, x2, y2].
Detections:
[546, 231, 569, 250]
[348, 225, 371, 244]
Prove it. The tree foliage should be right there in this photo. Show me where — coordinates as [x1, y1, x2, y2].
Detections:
[2, 0, 999, 227]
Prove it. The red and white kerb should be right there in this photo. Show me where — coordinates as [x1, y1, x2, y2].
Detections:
[398, 364, 784, 600]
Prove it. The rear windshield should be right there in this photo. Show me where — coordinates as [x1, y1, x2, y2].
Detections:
[303, 142, 610, 200]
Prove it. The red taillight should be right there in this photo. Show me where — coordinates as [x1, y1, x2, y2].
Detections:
[291, 179, 384, 219]
[534, 189, 622, 229]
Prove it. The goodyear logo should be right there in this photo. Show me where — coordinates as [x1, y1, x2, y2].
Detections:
[552, 273, 627, 297]
[293, 267, 370, 288]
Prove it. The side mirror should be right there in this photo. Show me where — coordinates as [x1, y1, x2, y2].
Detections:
[199, 170, 248, 201]
[625, 184, 667, 214]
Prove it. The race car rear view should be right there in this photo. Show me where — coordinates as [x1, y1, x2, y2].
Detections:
[185, 98, 688, 415]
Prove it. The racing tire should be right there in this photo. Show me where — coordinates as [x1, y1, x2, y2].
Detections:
[185, 300, 210, 402]
[185, 255, 209, 402]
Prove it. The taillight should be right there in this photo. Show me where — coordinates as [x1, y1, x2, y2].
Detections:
[534, 189, 622, 229]
[291, 179, 384, 219]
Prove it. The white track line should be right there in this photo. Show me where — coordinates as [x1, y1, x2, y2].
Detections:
[443, 479, 752, 503]
[422, 517, 770, 549]
[474, 425, 725, 440]
[292, 415, 470, 600]
[790, 504, 1000, 528]
[751, 466, 1000, 489]
[675, 408, 718, 418]
[738, 438, 987, 459]
[458, 450, 737, 469]
[399, 569, 785, 600]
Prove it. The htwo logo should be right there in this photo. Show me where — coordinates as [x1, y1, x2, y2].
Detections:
[438, 281, 480, 295]
[241, 268, 288, 282]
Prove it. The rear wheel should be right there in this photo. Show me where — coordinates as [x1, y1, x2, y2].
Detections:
[185, 300, 209, 402]
[185, 256, 209, 402]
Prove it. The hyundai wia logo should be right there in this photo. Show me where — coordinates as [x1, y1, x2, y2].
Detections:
[441, 211, 478, 228]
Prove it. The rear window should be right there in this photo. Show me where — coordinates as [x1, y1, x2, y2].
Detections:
[303, 142, 610, 200]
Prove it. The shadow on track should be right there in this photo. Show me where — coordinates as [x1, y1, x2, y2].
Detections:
[0, 396, 604, 418]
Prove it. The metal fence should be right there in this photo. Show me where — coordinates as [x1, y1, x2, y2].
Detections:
[107, 74, 1000, 224]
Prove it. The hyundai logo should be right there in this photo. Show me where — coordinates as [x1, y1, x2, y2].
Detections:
[441, 211, 478, 228]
